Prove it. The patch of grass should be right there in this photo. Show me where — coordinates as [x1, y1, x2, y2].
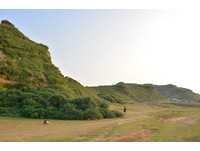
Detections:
[154, 110, 183, 118]
[73, 126, 109, 142]
[149, 115, 200, 142]
[1, 102, 200, 142]
[106, 117, 160, 139]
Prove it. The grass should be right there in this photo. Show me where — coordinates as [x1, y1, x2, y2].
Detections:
[0, 101, 200, 142]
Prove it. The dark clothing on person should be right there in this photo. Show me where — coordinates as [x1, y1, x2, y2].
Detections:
[124, 107, 126, 113]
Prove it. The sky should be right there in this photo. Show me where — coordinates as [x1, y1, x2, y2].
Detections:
[0, 9, 200, 93]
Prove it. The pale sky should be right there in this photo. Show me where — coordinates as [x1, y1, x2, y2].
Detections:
[0, 9, 200, 93]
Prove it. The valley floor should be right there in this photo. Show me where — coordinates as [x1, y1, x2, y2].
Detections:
[0, 101, 200, 142]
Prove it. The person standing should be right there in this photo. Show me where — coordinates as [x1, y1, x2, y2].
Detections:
[124, 106, 126, 113]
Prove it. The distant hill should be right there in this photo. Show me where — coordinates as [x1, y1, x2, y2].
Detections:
[93, 83, 200, 103]
[93, 82, 165, 103]
[155, 84, 200, 102]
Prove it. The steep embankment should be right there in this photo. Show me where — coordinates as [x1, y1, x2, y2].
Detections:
[0, 20, 95, 99]
[0, 21, 62, 86]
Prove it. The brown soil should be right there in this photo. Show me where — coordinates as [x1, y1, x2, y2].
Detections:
[0, 78, 17, 84]
[159, 115, 185, 122]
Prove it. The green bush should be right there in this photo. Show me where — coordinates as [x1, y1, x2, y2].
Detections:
[72, 97, 99, 111]
[99, 102, 109, 109]
[111, 110, 124, 118]
[100, 109, 115, 118]
[0, 86, 123, 120]
[83, 109, 103, 120]
[0, 107, 19, 117]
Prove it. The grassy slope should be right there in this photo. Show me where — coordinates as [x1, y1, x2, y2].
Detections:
[65, 77, 99, 98]
[94, 83, 200, 103]
[0, 23, 64, 86]
[93, 82, 165, 103]
[0, 22, 98, 99]
[155, 84, 200, 102]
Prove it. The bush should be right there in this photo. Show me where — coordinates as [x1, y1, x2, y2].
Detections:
[100, 109, 115, 118]
[99, 102, 109, 109]
[0, 86, 123, 120]
[83, 109, 103, 120]
[111, 110, 124, 118]
[0, 107, 19, 117]
[72, 97, 99, 111]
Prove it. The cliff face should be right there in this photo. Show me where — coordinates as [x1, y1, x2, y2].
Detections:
[1, 20, 15, 27]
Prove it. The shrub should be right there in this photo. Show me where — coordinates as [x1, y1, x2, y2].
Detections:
[0, 86, 123, 120]
[83, 109, 103, 120]
[0, 107, 19, 117]
[100, 109, 115, 118]
[99, 102, 109, 109]
[111, 110, 124, 118]
[72, 97, 99, 111]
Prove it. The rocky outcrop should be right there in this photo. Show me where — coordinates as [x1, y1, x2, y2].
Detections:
[1, 20, 15, 27]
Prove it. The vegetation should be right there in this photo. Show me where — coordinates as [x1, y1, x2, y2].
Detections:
[95, 83, 200, 103]
[0, 21, 124, 120]
[0, 20, 200, 142]
[0, 22, 70, 89]
[94, 82, 165, 103]
[0, 85, 123, 120]
[1, 101, 200, 142]
[1, 20, 200, 122]
[155, 84, 200, 101]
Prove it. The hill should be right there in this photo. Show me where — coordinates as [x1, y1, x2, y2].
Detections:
[0, 20, 99, 98]
[0, 20, 123, 120]
[93, 82, 165, 103]
[155, 84, 200, 102]
[93, 83, 200, 103]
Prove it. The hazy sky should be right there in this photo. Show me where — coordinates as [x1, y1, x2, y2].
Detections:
[0, 9, 200, 93]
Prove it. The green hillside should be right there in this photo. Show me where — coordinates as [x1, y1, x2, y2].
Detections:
[65, 76, 98, 98]
[155, 84, 200, 102]
[0, 21, 64, 86]
[94, 83, 200, 103]
[93, 82, 165, 103]
[0, 20, 97, 98]
[0, 20, 123, 120]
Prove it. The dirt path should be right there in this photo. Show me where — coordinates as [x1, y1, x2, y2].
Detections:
[109, 129, 155, 142]
[88, 111, 152, 142]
